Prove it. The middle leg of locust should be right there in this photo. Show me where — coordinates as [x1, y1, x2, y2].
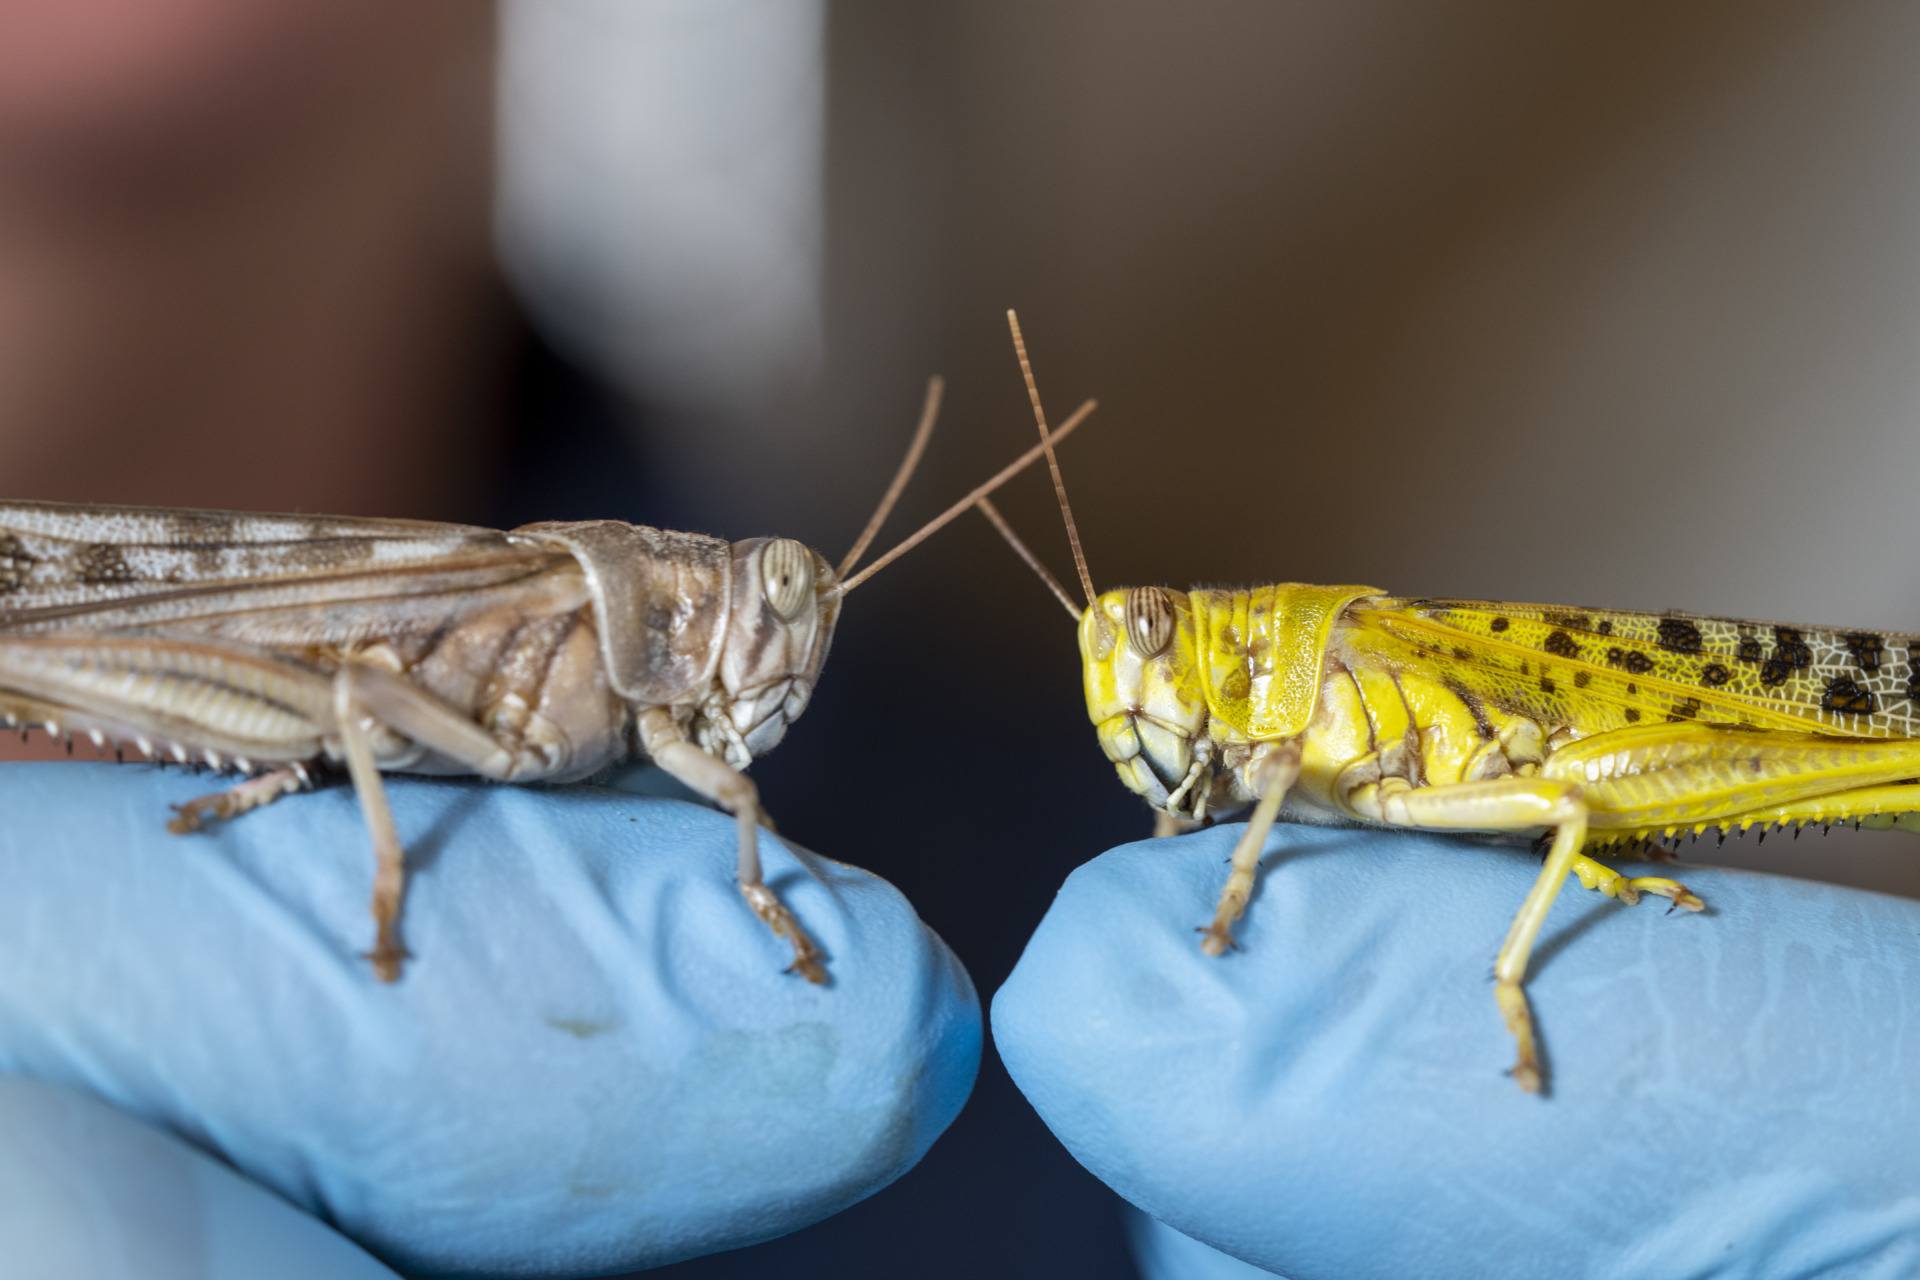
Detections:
[1199, 742, 1301, 955]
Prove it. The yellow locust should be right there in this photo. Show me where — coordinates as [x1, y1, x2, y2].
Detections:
[981, 310, 1920, 1094]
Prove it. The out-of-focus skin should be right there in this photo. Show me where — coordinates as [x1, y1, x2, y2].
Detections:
[0, 0, 505, 518]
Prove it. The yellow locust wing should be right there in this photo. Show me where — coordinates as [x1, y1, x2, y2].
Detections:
[1350, 598, 1920, 739]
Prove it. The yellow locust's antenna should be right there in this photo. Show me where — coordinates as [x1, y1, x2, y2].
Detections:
[1006, 310, 1096, 607]
[835, 398, 1099, 597]
[837, 376, 943, 578]
[974, 496, 1080, 620]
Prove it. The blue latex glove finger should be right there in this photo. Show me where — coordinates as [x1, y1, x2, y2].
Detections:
[0, 762, 980, 1278]
[994, 823, 1920, 1280]
[0, 1076, 400, 1280]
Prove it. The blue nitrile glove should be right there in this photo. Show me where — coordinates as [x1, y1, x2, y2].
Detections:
[0, 762, 980, 1278]
[994, 823, 1920, 1280]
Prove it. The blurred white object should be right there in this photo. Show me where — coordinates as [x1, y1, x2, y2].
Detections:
[496, 0, 824, 413]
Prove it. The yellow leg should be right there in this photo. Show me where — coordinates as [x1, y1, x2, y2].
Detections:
[1364, 777, 1590, 1094]
[1567, 852, 1704, 913]
[1199, 743, 1301, 956]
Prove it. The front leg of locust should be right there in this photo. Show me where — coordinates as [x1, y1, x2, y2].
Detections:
[1198, 741, 1301, 956]
[638, 708, 826, 984]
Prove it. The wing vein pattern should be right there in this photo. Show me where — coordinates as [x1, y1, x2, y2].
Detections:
[1355, 598, 1920, 739]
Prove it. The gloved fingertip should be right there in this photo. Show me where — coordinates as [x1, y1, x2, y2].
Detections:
[996, 822, 1920, 1279]
[0, 1076, 399, 1280]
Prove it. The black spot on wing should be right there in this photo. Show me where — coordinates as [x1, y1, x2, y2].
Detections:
[1490, 616, 1510, 633]
[1757, 628, 1811, 690]
[1773, 627, 1813, 671]
[1736, 637, 1763, 664]
[1843, 632, 1884, 673]
[77, 543, 136, 585]
[1657, 617, 1703, 654]
[1822, 675, 1877, 715]
[1701, 663, 1731, 687]
[0, 534, 36, 593]
[1543, 630, 1579, 658]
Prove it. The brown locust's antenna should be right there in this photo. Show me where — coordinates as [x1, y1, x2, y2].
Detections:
[1006, 310, 1096, 607]
[836, 398, 1099, 597]
[837, 376, 943, 578]
[974, 497, 1079, 620]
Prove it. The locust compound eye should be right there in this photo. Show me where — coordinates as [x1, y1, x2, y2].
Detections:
[760, 538, 816, 620]
[1125, 586, 1176, 658]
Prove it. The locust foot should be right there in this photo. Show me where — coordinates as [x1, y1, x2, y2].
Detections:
[741, 883, 827, 985]
[166, 801, 212, 835]
[1642, 879, 1705, 913]
[1495, 979, 1543, 1095]
[1196, 923, 1239, 957]
[1571, 854, 1705, 913]
[364, 929, 409, 983]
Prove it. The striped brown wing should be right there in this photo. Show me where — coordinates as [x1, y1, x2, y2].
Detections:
[0, 500, 574, 637]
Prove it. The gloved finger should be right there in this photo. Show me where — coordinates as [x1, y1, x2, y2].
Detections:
[993, 822, 1920, 1280]
[1127, 1205, 1281, 1279]
[0, 762, 981, 1278]
[0, 1076, 400, 1280]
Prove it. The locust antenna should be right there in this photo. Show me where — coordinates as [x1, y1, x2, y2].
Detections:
[837, 376, 943, 578]
[836, 398, 1099, 596]
[974, 497, 1079, 620]
[1006, 310, 1096, 607]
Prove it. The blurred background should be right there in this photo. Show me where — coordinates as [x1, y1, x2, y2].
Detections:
[4, 1, 1920, 1275]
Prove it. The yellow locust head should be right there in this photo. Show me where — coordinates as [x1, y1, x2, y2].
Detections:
[1079, 586, 1213, 813]
[973, 310, 1223, 816]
